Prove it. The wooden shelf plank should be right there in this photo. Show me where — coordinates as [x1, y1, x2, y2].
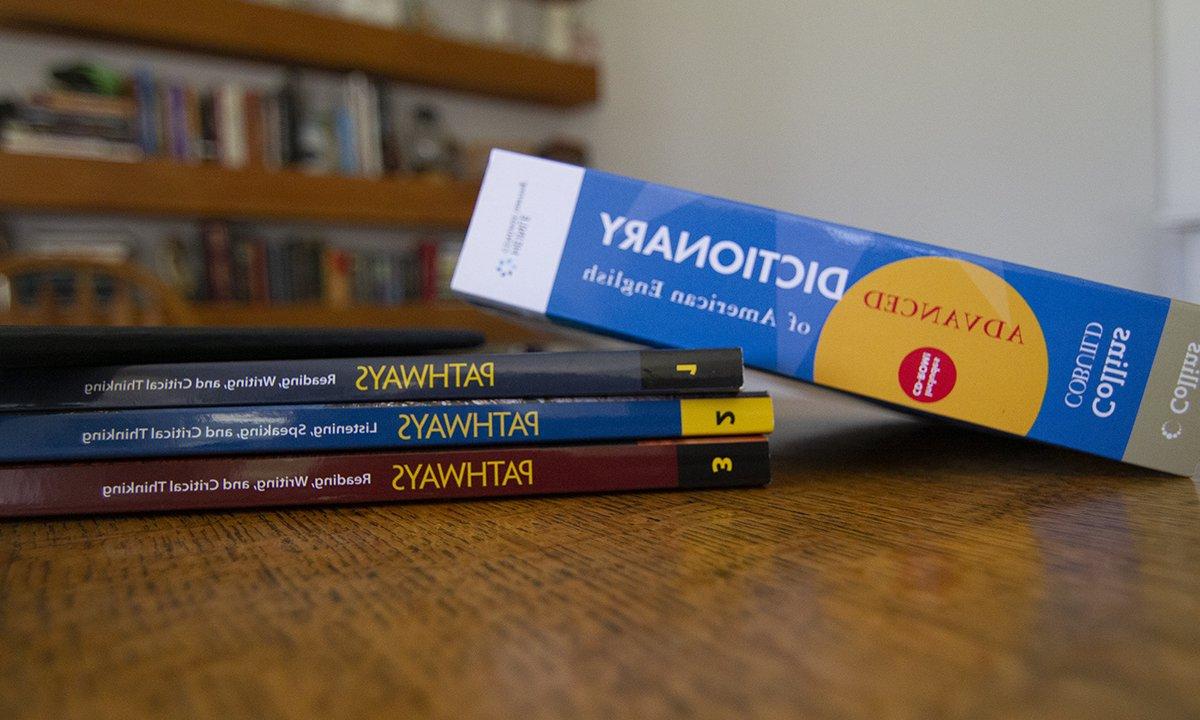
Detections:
[0, 0, 599, 107]
[0, 152, 479, 227]
[190, 300, 553, 345]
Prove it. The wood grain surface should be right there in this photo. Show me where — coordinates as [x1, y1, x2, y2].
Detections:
[2, 395, 1198, 719]
[0, 153, 480, 228]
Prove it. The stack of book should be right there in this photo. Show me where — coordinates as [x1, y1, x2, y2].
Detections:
[0, 88, 142, 162]
[0, 348, 773, 517]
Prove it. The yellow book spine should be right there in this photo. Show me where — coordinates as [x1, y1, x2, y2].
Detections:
[679, 396, 775, 436]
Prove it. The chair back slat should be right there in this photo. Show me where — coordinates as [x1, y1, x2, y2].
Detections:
[0, 256, 195, 326]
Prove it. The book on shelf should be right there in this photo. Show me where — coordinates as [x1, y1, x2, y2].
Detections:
[27, 90, 137, 118]
[0, 348, 744, 411]
[279, 71, 306, 165]
[453, 150, 1200, 476]
[244, 88, 267, 170]
[132, 69, 160, 155]
[322, 246, 354, 307]
[418, 237, 438, 301]
[0, 125, 141, 163]
[200, 220, 235, 301]
[0, 436, 771, 518]
[0, 394, 775, 463]
[214, 82, 248, 168]
[5, 102, 137, 142]
[165, 84, 190, 162]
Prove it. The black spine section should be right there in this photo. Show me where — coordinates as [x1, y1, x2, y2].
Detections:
[640, 348, 743, 391]
[676, 437, 771, 489]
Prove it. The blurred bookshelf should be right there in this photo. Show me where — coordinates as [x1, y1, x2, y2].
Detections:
[0, 0, 596, 339]
[0, 0, 599, 107]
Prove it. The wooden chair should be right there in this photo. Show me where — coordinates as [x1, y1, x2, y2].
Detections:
[0, 255, 196, 326]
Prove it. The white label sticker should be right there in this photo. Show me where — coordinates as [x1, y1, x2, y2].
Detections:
[451, 149, 585, 314]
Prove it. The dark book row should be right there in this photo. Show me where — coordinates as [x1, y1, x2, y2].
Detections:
[165, 222, 461, 305]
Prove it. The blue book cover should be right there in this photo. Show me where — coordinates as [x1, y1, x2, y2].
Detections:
[0, 349, 743, 411]
[452, 150, 1200, 475]
[0, 395, 773, 462]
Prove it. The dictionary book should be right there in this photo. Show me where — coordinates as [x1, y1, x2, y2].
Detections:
[0, 394, 774, 462]
[452, 150, 1200, 476]
[0, 436, 771, 517]
[0, 348, 744, 411]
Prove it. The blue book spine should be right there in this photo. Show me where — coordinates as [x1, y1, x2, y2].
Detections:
[335, 105, 357, 175]
[169, 84, 189, 160]
[133, 69, 158, 155]
[0, 349, 742, 411]
[0, 395, 773, 462]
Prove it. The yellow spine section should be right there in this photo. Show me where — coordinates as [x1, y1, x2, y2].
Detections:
[679, 397, 775, 436]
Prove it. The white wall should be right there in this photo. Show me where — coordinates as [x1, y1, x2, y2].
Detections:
[1158, 0, 1200, 300]
[1159, 0, 1200, 220]
[578, 0, 1162, 293]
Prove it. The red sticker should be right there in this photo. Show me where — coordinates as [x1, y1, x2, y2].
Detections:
[898, 347, 957, 403]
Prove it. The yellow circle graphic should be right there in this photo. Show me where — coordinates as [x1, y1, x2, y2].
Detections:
[813, 256, 1048, 435]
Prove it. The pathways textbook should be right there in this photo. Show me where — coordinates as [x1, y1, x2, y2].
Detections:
[452, 150, 1200, 475]
[0, 436, 771, 517]
[0, 348, 743, 411]
[0, 395, 774, 462]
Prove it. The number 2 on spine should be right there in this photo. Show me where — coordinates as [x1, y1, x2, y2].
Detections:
[715, 410, 735, 426]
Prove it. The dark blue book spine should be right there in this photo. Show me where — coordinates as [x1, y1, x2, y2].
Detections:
[0, 349, 742, 411]
[133, 69, 158, 155]
[169, 84, 189, 160]
[0, 395, 773, 462]
[335, 104, 357, 175]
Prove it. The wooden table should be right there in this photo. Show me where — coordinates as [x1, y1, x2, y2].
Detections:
[2, 390, 1198, 719]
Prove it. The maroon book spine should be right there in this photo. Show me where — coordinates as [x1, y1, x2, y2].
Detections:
[0, 437, 770, 518]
